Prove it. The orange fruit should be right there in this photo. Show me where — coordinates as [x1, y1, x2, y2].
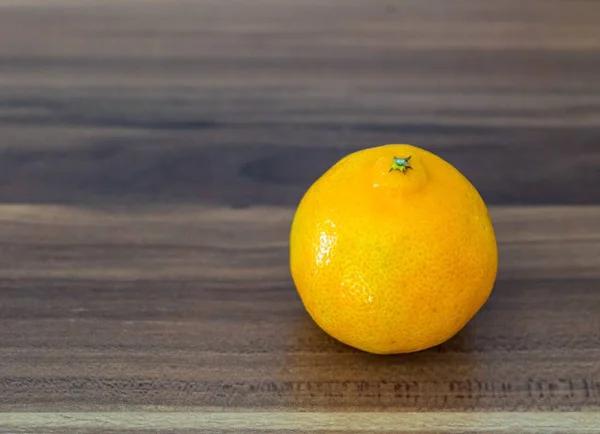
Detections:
[289, 144, 498, 354]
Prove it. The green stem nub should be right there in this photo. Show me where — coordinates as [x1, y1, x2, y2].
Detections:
[389, 156, 412, 173]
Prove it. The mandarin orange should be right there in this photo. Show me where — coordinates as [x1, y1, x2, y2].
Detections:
[289, 144, 498, 354]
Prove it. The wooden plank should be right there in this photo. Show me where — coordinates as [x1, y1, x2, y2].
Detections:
[1, 412, 600, 434]
[0, 205, 598, 412]
[0, 138, 598, 207]
[0, 0, 598, 206]
[0, 205, 598, 280]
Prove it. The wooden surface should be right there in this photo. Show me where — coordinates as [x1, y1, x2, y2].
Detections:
[0, 0, 599, 432]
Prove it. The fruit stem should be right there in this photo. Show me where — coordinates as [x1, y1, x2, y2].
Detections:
[389, 156, 412, 173]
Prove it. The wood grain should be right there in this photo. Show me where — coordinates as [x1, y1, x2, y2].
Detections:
[0, 0, 599, 432]
[2, 412, 600, 433]
[0, 205, 599, 415]
[0, 0, 598, 207]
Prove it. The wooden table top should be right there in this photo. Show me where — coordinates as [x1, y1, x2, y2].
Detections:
[0, 0, 599, 432]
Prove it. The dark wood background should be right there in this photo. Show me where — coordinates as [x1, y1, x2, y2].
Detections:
[0, 0, 599, 432]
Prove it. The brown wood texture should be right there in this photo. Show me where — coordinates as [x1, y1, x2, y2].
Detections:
[0, 0, 599, 432]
